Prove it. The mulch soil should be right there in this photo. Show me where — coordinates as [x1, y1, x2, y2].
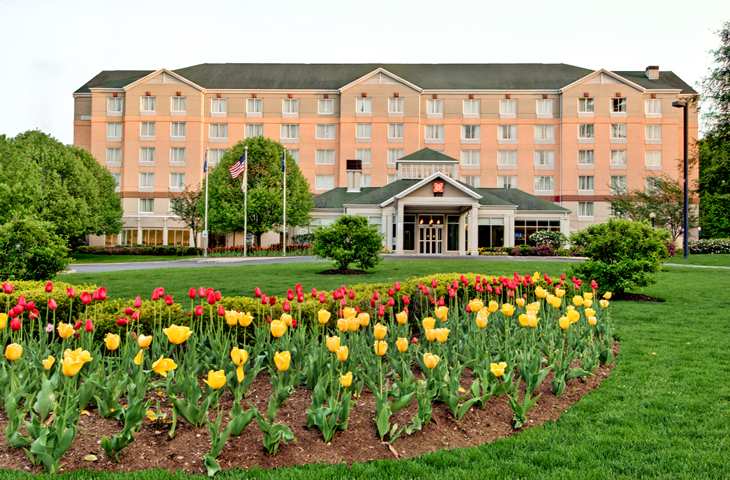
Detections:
[317, 269, 369, 275]
[0, 346, 617, 475]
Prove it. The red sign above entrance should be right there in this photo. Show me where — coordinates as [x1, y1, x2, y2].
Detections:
[433, 181, 444, 196]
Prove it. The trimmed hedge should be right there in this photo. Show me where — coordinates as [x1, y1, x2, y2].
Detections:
[688, 238, 730, 254]
[74, 246, 201, 256]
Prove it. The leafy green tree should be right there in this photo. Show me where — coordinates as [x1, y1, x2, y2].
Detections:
[207, 137, 313, 246]
[0, 218, 69, 280]
[170, 187, 203, 248]
[313, 215, 382, 272]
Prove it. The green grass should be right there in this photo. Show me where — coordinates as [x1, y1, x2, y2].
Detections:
[70, 254, 196, 264]
[14, 260, 729, 479]
[665, 253, 730, 267]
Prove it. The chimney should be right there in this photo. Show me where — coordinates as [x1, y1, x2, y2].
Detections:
[645, 65, 659, 80]
[346, 159, 363, 193]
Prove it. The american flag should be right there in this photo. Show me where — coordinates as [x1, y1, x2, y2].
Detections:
[229, 154, 246, 179]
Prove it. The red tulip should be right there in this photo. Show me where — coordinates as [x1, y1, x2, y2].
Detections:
[448, 288, 456, 298]
[287, 289, 294, 301]
[134, 296, 142, 308]
[66, 287, 76, 298]
[261, 295, 268, 305]
[268, 296, 277, 306]
[394, 281, 401, 292]
[370, 299, 376, 308]
[215, 291, 222, 301]
[17, 296, 26, 307]
[372, 291, 380, 301]
[318, 292, 327, 304]
[74, 320, 82, 330]
[151, 290, 161, 301]
[348, 289, 355, 300]
[217, 304, 225, 316]
[1, 281, 13, 294]
[311, 288, 317, 298]
[124, 307, 134, 316]
[282, 300, 291, 313]
[206, 292, 216, 305]
[10, 318, 21, 331]
[437, 296, 445, 307]
[377, 305, 385, 318]
[411, 336, 419, 344]
[80, 292, 92, 305]
[164, 295, 174, 306]
[296, 293, 304, 303]
[85, 319, 94, 333]
[198, 287, 206, 298]
[97, 287, 108, 301]
[194, 305, 204, 316]
[291, 318, 298, 328]
[340, 298, 346, 307]
[591, 279, 598, 290]
[560, 273, 567, 281]
[401, 295, 410, 306]
[254, 287, 262, 298]
[465, 303, 472, 314]
[387, 297, 395, 308]
[188, 287, 197, 299]
[431, 279, 438, 288]
[116, 317, 129, 327]
[44, 281, 53, 293]
[388, 288, 395, 297]
[47, 298, 58, 311]
[486, 284, 493, 294]
[131, 310, 140, 321]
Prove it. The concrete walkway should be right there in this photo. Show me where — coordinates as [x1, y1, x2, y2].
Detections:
[664, 263, 730, 270]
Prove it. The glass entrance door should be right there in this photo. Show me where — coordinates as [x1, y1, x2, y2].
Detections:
[418, 225, 443, 254]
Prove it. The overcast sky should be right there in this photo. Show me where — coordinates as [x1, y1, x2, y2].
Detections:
[0, 0, 727, 143]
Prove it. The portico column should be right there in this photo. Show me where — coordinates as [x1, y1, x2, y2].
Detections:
[458, 212, 466, 255]
[162, 217, 169, 246]
[136, 217, 142, 245]
[505, 213, 515, 247]
[381, 211, 390, 250]
[560, 215, 570, 238]
[468, 203, 479, 255]
[395, 202, 404, 254]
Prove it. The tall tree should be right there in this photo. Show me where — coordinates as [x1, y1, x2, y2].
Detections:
[206, 137, 313, 246]
[170, 187, 203, 248]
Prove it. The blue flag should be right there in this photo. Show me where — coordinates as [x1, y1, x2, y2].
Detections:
[203, 158, 208, 173]
[281, 151, 286, 172]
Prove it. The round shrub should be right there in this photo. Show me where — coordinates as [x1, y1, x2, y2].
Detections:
[529, 230, 566, 249]
[0, 218, 69, 280]
[313, 215, 382, 271]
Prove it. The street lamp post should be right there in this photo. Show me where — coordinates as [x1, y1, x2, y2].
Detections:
[672, 100, 689, 259]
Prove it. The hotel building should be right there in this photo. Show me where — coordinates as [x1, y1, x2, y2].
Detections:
[73, 63, 698, 254]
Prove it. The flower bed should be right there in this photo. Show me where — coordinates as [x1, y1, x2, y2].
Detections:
[0, 273, 615, 475]
[688, 238, 730, 254]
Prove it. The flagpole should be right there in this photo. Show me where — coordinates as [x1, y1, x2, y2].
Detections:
[203, 149, 209, 258]
[243, 145, 248, 257]
[282, 150, 287, 257]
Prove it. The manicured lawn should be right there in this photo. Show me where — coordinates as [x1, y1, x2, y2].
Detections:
[27, 259, 728, 479]
[665, 253, 730, 267]
[70, 254, 197, 264]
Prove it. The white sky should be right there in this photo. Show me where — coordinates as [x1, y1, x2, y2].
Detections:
[0, 0, 728, 143]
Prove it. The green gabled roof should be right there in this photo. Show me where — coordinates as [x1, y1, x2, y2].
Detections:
[479, 188, 568, 211]
[613, 70, 696, 94]
[313, 187, 379, 209]
[75, 70, 154, 93]
[398, 148, 457, 162]
[346, 179, 420, 204]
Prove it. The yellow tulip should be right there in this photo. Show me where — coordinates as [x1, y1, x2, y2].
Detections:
[151, 356, 178, 377]
[4, 343, 22, 362]
[133, 349, 144, 366]
[588, 316, 598, 327]
[395, 310, 408, 325]
[137, 334, 153, 349]
[396, 337, 409, 353]
[373, 340, 388, 356]
[61, 348, 92, 377]
[57, 322, 74, 339]
[435, 306, 449, 322]
[468, 299, 484, 313]
[340, 371, 353, 388]
[555, 288, 566, 298]
[373, 322, 388, 340]
[224, 310, 238, 327]
[518, 313, 529, 328]
[567, 309, 580, 324]
[535, 286, 547, 299]
[572, 295, 584, 307]
[104, 333, 121, 351]
[423, 352, 440, 369]
[527, 314, 539, 328]
[527, 302, 541, 314]
[475, 308, 489, 329]
[603, 291, 612, 300]
[42, 355, 55, 370]
[317, 309, 331, 325]
[599, 299, 610, 309]
[326, 335, 341, 353]
[230, 347, 249, 366]
[424, 328, 437, 342]
[584, 299, 593, 308]
[358, 312, 370, 327]
[236, 365, 245, 383]
[422, 317, 436, 330]
[583, 292, 594, 301]
[549, 295, 562, 309]
[585, 308, 596, 318]
[0, 312, 7, 330]
[280, 313, 293, 327]
[488, 300, 499, 313]
[274, 351, 291, 372]
[336, 345, 349, 362]
[163, 324, 192, 345]
[336, 318, 348, 333]
[239, 312, 253, 327]
[532, 271, 541, 283]
[516, 298, 525, 308]
[204, 370, 226, 390]
[342, 306, 357, 320]
[434, 328, 450, 344]
[490, 361, 507, 377]
[559, 315, 571, 330]
[347, 316, 360, 332]
[501, 303, 515, 317]
[270, 319, 287, 338]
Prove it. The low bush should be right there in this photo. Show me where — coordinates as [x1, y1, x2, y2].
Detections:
[0, 218, 70, 280]
[688, 238, 730, 254]
[313, 215, 382, 271]
[529, 230, 567, 249]
[75, 246, 201, 256]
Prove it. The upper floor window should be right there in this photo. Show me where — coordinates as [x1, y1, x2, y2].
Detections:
[170, 147, 186, 165]
[170, 172, 185, 191]
[645, 98, 662, 116]
[578, 123, 595, 141]
[498, 125, 517, 143]
[140, 96, 156, 113]
[106, 122, 123, 139]
[355, 148, 372, 166]
[578, 97, 595, 114]
[318, 98, 334, 115]
[171, 96, 186, 114]
[499, 98, 517, 117]
[315, 175, 334, 191]
[610, 175, 627, 193]
[534, 175, 554, 193]
[315, 149, 336, 165]
[645, 151, 662, 169]
[578, 175, 595, 192]
[460, 150, 480, 168]
[534, 125, 555, 143]
[111, 173, 121, 192]
[107, 96, 123, 115]
[170, 122, 186, 139]
[387, 148, 404, 166]
[534, 150, 555, 169]
[106, 147, 122, 166]
[645, 176, 660, 193]
[578, 149, 595, 166]
[388, 97, 404, 115]
[645, 125, 662, 143]
[462, 175, 480, 188]
[140, 121, 155, 138]
[611, 97, 627, 114]
[355, 97, 372, 114]
[246, 123, 263, 138]
[426, 98, 443, 117]
[610, 149, 627, 168]
[316, 124, 336, 140]
[578, 201, 594, 218]
[461, 125, 480, 143]
[497, 175, 518, 189]
[611, 123, 627, 141]
[139, 147, 155, 164]
[356, 123, 372, 141]
[139, 172, 155, 191]
[280, 124, 299, 142]
[536, 99, 553, 118]
[388, 123, 404, 140]
[139, 198, 155, 214]
[246, 98, 263, 116]
[211, 98, 227, 115]
[463, 99, 480, 117]
[209, 123, 228, 140]
[288, 149, 300, 164]
[497, 150, 518, 169]
[207, 148, 226, 167]
[424, 125, 444, 143]
[282, 98, 299, 116]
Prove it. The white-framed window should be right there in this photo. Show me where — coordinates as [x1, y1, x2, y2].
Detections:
[645, 99, 662, 116]
[207, 148, 226, 167]
[388, 96, 404, 115]
[139, 198, 154, 214]
[611, 123, 627, 142]
[318, 98, 334, 115]
[140, 96, 156, 113]
[139, 172, 155, 191]
[611, 97, 627, 114]
[645, 151, 662, 169]
[578, 123, 595, 141]
[536, 99, 553, 118]
[426, 98, 443, 117]
[245, 123, 263, 138]
[170, 121, 186, 139]
[610, 175, 627, 193]
[460, 150, 480, 168]
[463, 99, 480, 117]
[425, 125, 444, 143]
[356, 123, 371, 141]
[534, 150, 555, 169]
[578, 97, 595, 114]
[139, 147, 155, 164]
[107, 96, 123, 115]
[280, 124, 299, 142]
[387, 148, 404, 166]
[388, 123, 404, 140]
[289, 149, 300, 163]
[169, 147, 186, 165]
[578, 149, 595, 167]
[355, 148, 372, 166]
[140, 121, 155, 138]
[105, 147, 122, 166]
[497, 150, 518, 169]
[316, 124, 336, 140]
[645, 176, 660, 193]
[534, 175, 554, 193]
[645, 125, 662, 144]
[578, 201, 594, 218]
[610, 149, 627, 168]
[111, 173, 121, 192]
[209, 123, 228, 140]
[107, 122, 123, 139]
[246, 98, 263, 116]
[499, 98, 517, 117]
[497, 175, 517, 189]
[355, 97, 372, 114]
[534, 125, 555, 143]
[461, 125, 480, 143]
[282, 98, 299, 116]
[171, 96, 186, 114]
[315, 149, 336, 165]
[578, 175, 595, 192]
[462, 175, 480, 188]
[362, 175, 372, 188]
[315, 175, 335, 191]
[211, 97, 227, 115]
[498, 125, 517, 143]
[169, 172, 185, 192]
